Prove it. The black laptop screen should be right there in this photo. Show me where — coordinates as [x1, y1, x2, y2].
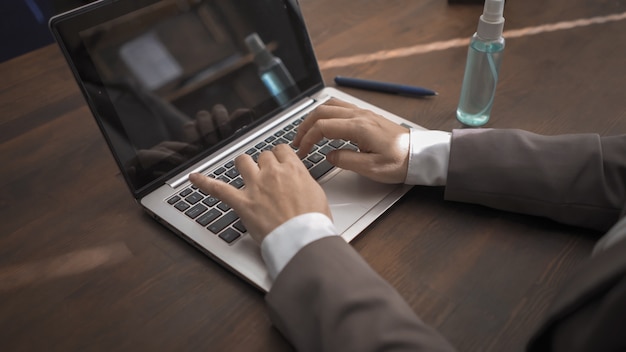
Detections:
[50, 0, 323, 198]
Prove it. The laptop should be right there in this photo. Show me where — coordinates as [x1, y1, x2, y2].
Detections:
[50, 0, 424, 292]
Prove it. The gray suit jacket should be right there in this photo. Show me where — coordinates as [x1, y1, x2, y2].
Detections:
[265, 129, 626, 352]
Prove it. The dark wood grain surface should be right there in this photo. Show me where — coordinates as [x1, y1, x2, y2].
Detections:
[2, 0, 625, 351]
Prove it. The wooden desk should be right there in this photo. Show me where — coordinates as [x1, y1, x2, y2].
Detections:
[2, 0, 625, 350]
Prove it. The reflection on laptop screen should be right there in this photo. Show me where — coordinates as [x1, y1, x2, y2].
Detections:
[54, 0, 322, 197]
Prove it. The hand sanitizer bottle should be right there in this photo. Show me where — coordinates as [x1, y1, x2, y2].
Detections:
[456, 0, 505, 127]
[245, 33, 299, 106]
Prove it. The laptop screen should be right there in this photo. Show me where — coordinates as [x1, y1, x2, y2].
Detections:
[50, 0, 323, 198]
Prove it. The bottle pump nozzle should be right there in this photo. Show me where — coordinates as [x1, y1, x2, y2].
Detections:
[477, 0, 505, 40]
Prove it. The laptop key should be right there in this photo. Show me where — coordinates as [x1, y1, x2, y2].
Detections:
[318, 145, 334, 155]
[307, 153, 324, 164]
[198, 188, 209, 196]
[230, 177, 245, 189]
[167, 195, 181, 205]
[185, 192, 204, 205]
[219, 228, 241, 243]
[329, 139, 345, 148]
[196, 208, 221, 226]
[309, 160, 334, 180]
[233, 220, 247, 233]
[185, 204, 208, 219]
[217, 202, 231, 212]
[273, 137, 289, 146]
[180, 188, 193, 197]
[225, 168, 240, 178]
[174, 201, 190, 212]
[202, 196, 220, 207]
[316, 138, 328, 147]
[208, 211, 239, 234]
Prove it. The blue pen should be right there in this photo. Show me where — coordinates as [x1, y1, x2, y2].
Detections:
[334, 76, 437, 97]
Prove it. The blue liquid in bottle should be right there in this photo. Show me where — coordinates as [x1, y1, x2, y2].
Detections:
[456, 0, 506, 127]
[456, 35, 505, 127]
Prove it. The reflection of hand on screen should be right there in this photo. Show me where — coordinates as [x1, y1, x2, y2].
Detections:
[183, 104, 254, 147]
[127, 104, 254, 181]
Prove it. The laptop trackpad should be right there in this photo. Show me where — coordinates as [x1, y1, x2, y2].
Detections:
[322, 171, 397, 234]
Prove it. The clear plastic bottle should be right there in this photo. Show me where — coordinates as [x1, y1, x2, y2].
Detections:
[456, 0, 506, 127]
[245, 33, 298, 106]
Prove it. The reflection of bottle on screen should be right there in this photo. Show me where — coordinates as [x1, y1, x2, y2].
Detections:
[245, 33, 299, 106]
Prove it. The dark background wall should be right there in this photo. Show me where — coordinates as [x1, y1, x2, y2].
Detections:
[1, 0, 95, 62]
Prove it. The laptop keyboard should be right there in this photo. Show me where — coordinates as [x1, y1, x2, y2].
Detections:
[166, 116, 358, 244]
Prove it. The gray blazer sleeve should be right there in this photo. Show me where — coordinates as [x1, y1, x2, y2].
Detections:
[266, 236, 457, 352]
[264, 129, 626, 352]
[445, 129, 626, 351]
[445, 129, 626, 231]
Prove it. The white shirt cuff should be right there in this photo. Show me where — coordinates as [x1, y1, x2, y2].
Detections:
[405, 129, 451, 186]
[261, 213, 338, 280]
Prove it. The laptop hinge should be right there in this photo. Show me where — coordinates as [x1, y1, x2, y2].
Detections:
[168, 97, 318, 189]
